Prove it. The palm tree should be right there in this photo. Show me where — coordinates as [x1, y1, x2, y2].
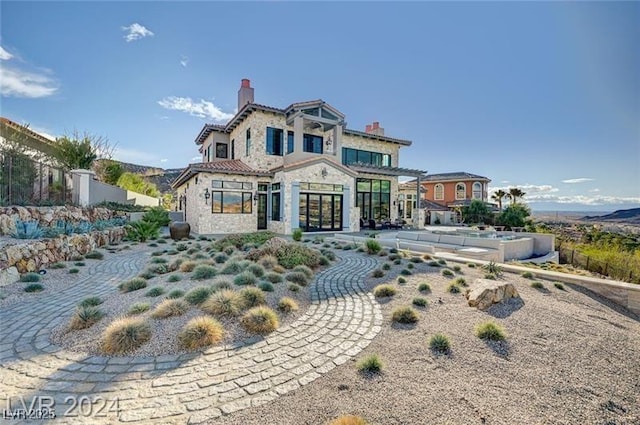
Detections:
[491, 189, 507, 210]
[507, 187, 526, 205]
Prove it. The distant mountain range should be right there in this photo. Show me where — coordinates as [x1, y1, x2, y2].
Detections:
[583, 208, 640, 224]
[96, 160, 184, 193]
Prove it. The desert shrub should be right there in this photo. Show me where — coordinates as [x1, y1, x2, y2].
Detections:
[125, 221, 160, 242]
[259, 255, 278, 269]
[319, 255, 330, 266]
[234, 271, 258, 286]
[428, 261, 440, 267]
[50, 262, 66, 269]
[102, 317, 151, 354]
[531, 281, 545, 290]
[455, 277, 467, 286]
[277, 297, 299, 313]
[247, 263, 265, 278]
[409, 257, 424, 264]
[151, 299, 189, 319]
[475, 321, 506, 341]
[393, 259, 402, 265]
[69, 306, 104, 330]
[147, 264, 169, 275]
[400, 268, 412, 276]
[167, 289, 185, 299]
[176, 243, 188, 252]
[288, 283, 300, 292]
[442, 269, 454, 277]
[418, 282, 431, 293]
[521, 271, 534, 279]
[447, 282, 461, 294]
[554, 282, 565, 290]
[429, 333, 451, 354]
[484, 273, 497, 280]
[141, 206, 170, 227]
[201, 290, 244, 316]
[191, 265, 217, 280]
[213, 253, 228, 264]
[412, 297, 428, 307]
[453, 265, 462, 273]
[388, 254, 401, 261]
[391, 306, 419, 324]
[397, 277, 407, 284]
[119, 277, 147, 293]
[240, 287, 266, 308]
[382, 263, 391, 271]
[365, 239, 382, 255]
[71, 255, 85, 261]
[437, 259, 447, 265]
[24, 283, 44, 292]
[79, 296, 102, 307]
[240, 306, 279, 334]
[356, 353, 383, 374]
[276, 243, 321, 269]
[74, 261, 86, 267]
[357, 247, 365, 253]
[293, 265, 313, 278]
[85, 251, 104, 260]
[322, 250, 336, 261]
[69, 268, 80, 274]
[292, 228, 303, 242]
[407, 263, 415, 270]
[145, 287, 165, 297]
[273, 265, 286, 274]
[285, 272, 308, 286]
[423, 254, 432, 260]
[187, 247, 198, 255]
[372, 269, 385, 278]
[151, 257, 168, 264]
[373, 284, 396, 298]
[483, 261, 503, 277]
[179, 261, 198, 273]
[128, 302, 150, 315]
[19, 273, 40, 283]
[178, 316, 224, 349]
[264, 272, 283, 283]
[184, 286, 214, 305]
[192, 253, 208, 260]
[468, 263, 476, 268]
[167, 274, 182, 283]
[258, 281, 274, 292]
[214, 280, 232, 291]
[221, 261, 243, 275]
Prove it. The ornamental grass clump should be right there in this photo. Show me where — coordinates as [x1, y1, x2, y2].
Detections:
[397, 277, 407, 284]
[20, 273, 40, 283]
[221, 261, 243, 275]
[264, 272, 283, 283]
[372, 269, 385, 278]
[79, 296, 102, 307]
[145, 287, 165, 297]
[382, 263, 391, 271]
[178, 316, 224, 349]
[442, 269, 454, 277]
[401, 268, 412, 276]
[554, 282, 565, 291]
[429, 333, 451, 354]
[240, 306, 279, 334]
[247, 263, 265, 278]
[276, 243, 321, 269]
[85, 251, 104, 260]
[119, 277, 147, 293]
[285, 272, 309, 286]
[179, 261, 198, 273]
[191, 264, 217, 280]
[167, 289, 185, 299]
[365, 239, 382, 255]
[412, 297, 428, 307]
[391, 306, 419, 324]
[521, 271, 534, 279]
[151, 299, 189, 319]
[24, 283, 44, 292]
[356, 353, 383, 374]
[447, 282, 461, 294]
[258, 281, 274, 292]
[277, 297, 299, 313]
[288, 283, 300, 292]
[373, 284, 396, 298]
[69, 306, 104, 330]
[234, 271, 258, 286]
[240, 287, 266, 308]
[531, 281, 545, 290]
[167, 274, 182, 283]
[201, 290, 244, 316]
[128, 302, 150, 315]
[475, 321, 507, 341]
[50, 262, 66, 269]
[184, 286, 214, 305]
[292, 265, 313, 278]
[102, 317, 151, 354]
[418, 282, 431, 293]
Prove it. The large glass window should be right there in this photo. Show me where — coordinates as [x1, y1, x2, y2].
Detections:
[216, 143, 228, 159]
[342, 148, 391, 167]
[298, 193, 342, 232]
[266, 127, 283, 156]
[212, 191, 252, 214]
[303, 134, 323, 154]
[356, 178, 391, 220]
[456, 183, 466, 200]
[271, 183, 281, 221]
[245, 129, 251, 156]
[287, 131, 294, 154]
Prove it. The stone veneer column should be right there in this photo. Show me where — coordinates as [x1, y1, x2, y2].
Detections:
[343, 185, 351, 231]
[290, 182, 300, 233]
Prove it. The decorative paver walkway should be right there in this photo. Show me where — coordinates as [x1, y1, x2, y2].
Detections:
[0, 250, 381, 424]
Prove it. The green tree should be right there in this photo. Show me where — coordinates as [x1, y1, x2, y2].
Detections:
[94, 159, 123, 185]
[462, 199, 493, 225]
[52, 131, 115, 170]
[116, 172, 160, 197]
[507, 187, 526, 205]
[491, 189, 507, 210]
[496, 203, 531, 229]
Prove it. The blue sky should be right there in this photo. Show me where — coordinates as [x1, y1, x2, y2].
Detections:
[1, 1, 638, 212]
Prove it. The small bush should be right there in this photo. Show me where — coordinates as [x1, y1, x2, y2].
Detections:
[151, 257, 168, 264]
[145, 286, 165, 297]
[407, 263, 415, 270]
[125, 220, 160, 242]
[187, 247, 198, 255]
[102, 317, 152, 354]
[74, 261, 86, 267]
[409, 257, 424, 264]
[128, 302, 150, 315]
[234, 271, 258, 286]
[453, 265, 462, 273]
[276, 243, 321, 269]
[365, 239, 382, 255]
[397, 277, 407, 284]
[278, 297, 299, 313]
[554, 282, 565, 291]
[71, 255, 85, 261]
[151, 299, 189, 319]
[178, 316, 224, 349]
[264, 272, 283, 284]
[273, 264, 286, 274]
[213, 253, 228, 264]
[531, 281, 545, 290]
[259, 255, 278, 269]
[447, 282, 461, 294]
[24, 283, 44, 292]
[258, 281, 274, 292]
[372, 269, 385, 278]
[247, 263, 266, 278]
[382, 263, 391, 271]
[437, 259, 447, 265]
[455, 277, 467, 286]
[288, 283, 300, 292]
[389, 248, 398, 254]
[429, 333, 451, 354]
[185, 286, 214, 305]
[391, 306, 419, 324]
[418, 282, 431, 293]
[79, 296, 102, 307]
[167, 274, 182, 283]
[423, 254, 432, 260]
[176, 243, 188, 252]
[202, 290, 244, 316]
[521, 271, 534, 279]
[393, 258, 402, 265]
[483, 261, 503, 277]
[85, 251, 104, 260]
[167, 289, 185, 299]
[119, 277, 147, 293]
[484, 273, 497, 280]
[50, 262, 66, 269]
[240, 287, 266, 308]
[69, 268, 80, 274]
[373, 284, 396, 298]
[442, 269, 454, 277]
[19, 273, 40, 283]
[69, 306, 104, 330]
[400, 268, 412, 276]
[285, 272, 309, 286]
[475, 321, 507, 341]
[467, 263, 476, 268]
[191, 265, 217, 280]
[147, 264, 169, 275]
[428, 261, 440, 267]
[356, 353, 383, 374]
[240, 306, 279, 334]
[179, 261, 198, 272]
[221, 261, 243, 275]
[292, 228, 303, 242]
[412, 297, 428, 307]
[293, 265, 313, 278]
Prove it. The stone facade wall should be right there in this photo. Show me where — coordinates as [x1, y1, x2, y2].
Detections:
[1, 227, 125, 273]
[232, 112, 287, 171]
[0, 206, 115, 236]
[341, 133, 402, 167]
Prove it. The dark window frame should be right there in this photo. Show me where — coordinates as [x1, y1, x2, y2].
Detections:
[215, 143, 228, 159]
[266, 127, 284, 156]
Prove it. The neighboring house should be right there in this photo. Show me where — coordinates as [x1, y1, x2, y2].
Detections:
[171, 79, 426, 235]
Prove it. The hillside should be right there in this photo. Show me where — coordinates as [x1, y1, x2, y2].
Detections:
[583, 208, 640, 224]
[95, 159, 184, 193]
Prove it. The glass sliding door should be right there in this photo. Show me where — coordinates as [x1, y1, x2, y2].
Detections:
[298, 193, 343, 232]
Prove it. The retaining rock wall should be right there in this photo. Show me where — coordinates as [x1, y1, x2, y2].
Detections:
[0, 206, 116, 236]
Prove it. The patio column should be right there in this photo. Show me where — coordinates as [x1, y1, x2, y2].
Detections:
[342, 185, 351, 231]
[290, 182, 300, 233]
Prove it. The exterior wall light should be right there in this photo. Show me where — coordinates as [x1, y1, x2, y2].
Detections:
[203, 188, 210, 204]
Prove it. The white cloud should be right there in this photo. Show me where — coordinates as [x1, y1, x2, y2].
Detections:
[122, 23, 154, 42]
[160, 158, 168, 163]
[0, 46, 13, 60]
[526, 194, 640, 206]
[157, 96, 234, 122]
[180, 56, 189, 67]
[191, 156, 201, 162]
[562, 178, 594, 184]
[490, 184, 559, 195]
[0, 67, 58, 98]
[589, 188, 600, 193]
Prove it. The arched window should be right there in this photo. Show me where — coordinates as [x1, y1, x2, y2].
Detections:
[455, 183, 466, 200]
[472, 182, 482, 199]
[434, 184, 444, 200]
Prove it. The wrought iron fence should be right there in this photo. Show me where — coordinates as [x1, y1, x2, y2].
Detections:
[558, 246, 638, 284]
[0, 152, 72, 206]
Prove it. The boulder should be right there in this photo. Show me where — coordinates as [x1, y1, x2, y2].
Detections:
[465, 279, 520, 310]
[0, 266, 19, 287]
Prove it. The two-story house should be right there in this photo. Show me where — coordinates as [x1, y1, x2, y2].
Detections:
[171, 79, 425, 235]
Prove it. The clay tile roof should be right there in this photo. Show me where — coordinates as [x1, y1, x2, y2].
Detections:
[171, 160, 273, 189]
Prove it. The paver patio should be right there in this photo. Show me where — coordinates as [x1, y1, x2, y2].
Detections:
[0, 249, 381, 424]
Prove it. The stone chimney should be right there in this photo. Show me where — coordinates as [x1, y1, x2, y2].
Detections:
[365, 121, 384, 136]
[237, 79, 254, 110]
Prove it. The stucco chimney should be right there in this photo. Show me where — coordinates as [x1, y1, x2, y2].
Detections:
[365, 121, 384, 136]
[237, 79, 254, 110]
[365, 124, 372, 133]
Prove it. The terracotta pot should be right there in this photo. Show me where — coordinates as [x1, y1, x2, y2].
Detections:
[169, 221, 190, 241]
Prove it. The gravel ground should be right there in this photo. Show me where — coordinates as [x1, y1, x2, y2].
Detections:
[206, 254, 640, 425]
